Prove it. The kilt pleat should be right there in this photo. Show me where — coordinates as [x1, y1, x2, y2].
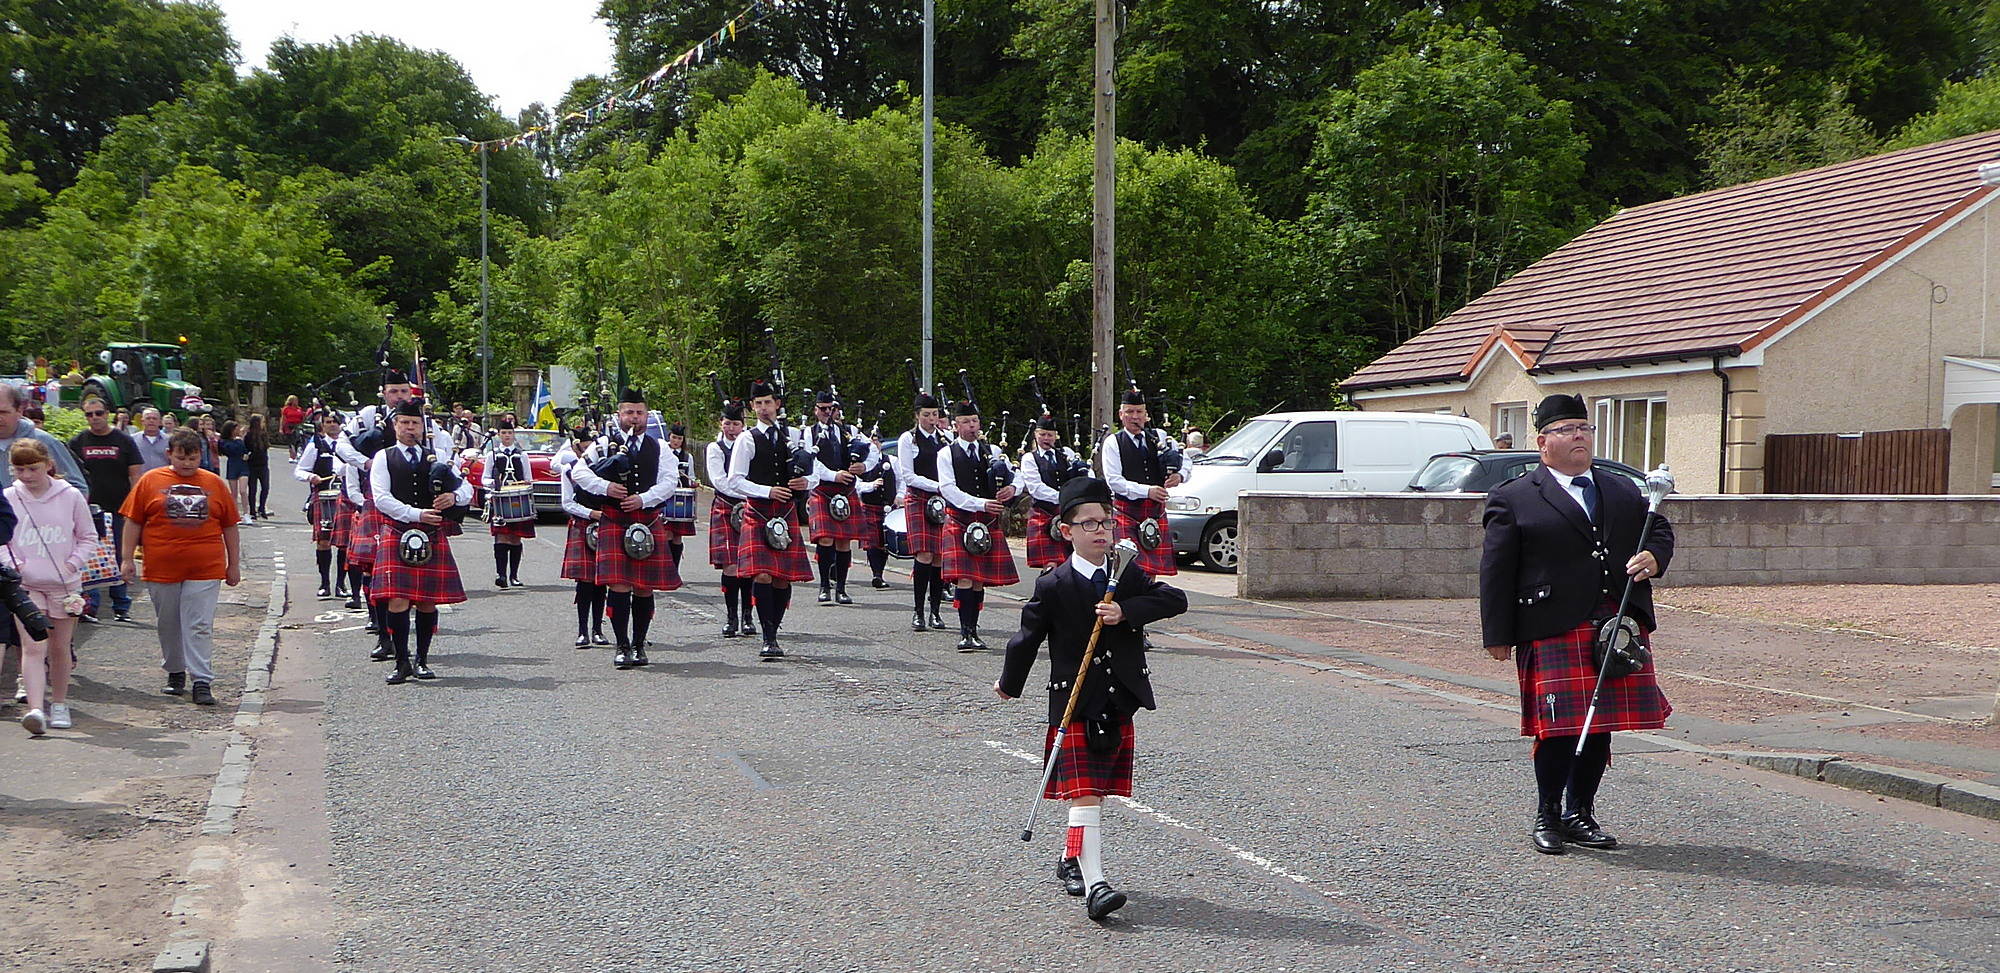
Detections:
[369, 522, 466, 606]
[941, 509, 1019, 588]
[808, 486, 870, 545]
[1516, 619, 1671, 738]
[903, 491, 944, 556]
[347, 505, 381, 569]
[708, 496, 741, 569]
[329, 495, 357, 549]
[1041, 721, 1135, 799]
[735, 496, 813, 582]
[593, 507, 683, 592]
[561, 517, 597, 583]
[488, 517, 536, 539]
[855, 502, 886, 550]
[1112, 496, 1177, 576]
[1024, 504, 1069, 568]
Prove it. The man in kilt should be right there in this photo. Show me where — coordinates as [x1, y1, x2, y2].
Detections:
[293, 412, 350, 599]
[570, 389, 684, 669]
[370, 402, 473, 684]
[481, 419, 535, 589]
[1019, 415, 1083, 570]
[895, 393, 951, 631]
[996, 477, 1187, 921]
[557, 454, 610, 648]
[855, 426, 895, 589]
[1482, 393, 1673, 855]
[705, 402, 756, 638]
[1101, 390, 1189, 578]
[336, 368, 453, 471]
[723, 380, 814, 659]
[807, 391, 878, 606]
[664, 423, 698, 569]
[937, 400, 1021, 651]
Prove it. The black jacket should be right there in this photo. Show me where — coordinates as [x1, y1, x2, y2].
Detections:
[1480, 464, 1674, 648]
[999, 559, 1188, 726]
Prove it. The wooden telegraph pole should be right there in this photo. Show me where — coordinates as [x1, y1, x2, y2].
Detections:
[1089, 0, 1117, 437]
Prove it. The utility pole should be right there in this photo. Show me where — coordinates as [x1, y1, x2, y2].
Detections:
[477, 142, 490, 416]
[1089, 0, 1117, 434]
[920, 0, 936, 393]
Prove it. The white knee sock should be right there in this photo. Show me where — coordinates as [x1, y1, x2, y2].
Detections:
[1069, 805, 1105, 887]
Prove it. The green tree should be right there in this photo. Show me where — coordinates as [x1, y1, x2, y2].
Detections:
[1890, 71, 2000, 149]
[1694, 71, 1880, 187]
[1306, 26, 1588, 350]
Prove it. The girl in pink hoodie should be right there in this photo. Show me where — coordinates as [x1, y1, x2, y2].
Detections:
[3, 438, 99, 735]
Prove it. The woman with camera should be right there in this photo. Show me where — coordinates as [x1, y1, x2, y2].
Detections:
[1, 439, 100, 735]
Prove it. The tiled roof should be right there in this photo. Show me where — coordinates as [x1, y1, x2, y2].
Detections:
[1340, 130, 2000, 391]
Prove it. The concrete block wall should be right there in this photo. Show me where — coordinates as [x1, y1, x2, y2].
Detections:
[1236, 492, 2000, 600]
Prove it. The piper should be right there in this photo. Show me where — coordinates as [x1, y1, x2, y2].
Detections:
[895, 391, 951, 631]
[369, 401, 472, 684]
[1100, 389, 1190, 578]
[705, 399, 755, 638]
[570, 388, 684, 669]
[723, 379, 814, 659]
[807, 390, 878, 606]
[937, 398, 1022, 650]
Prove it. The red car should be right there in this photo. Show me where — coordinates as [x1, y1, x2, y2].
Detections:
[462, 429, 568, 521]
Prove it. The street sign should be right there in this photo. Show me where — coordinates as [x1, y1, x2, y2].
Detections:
[233, 359, 268, 382]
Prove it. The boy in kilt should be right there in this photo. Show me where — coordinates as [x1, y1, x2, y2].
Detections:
[895, 393, 951, 631]
[481, 419, 535, 589]
[558, 458, 610, 648]
[705, 403, 755, 638]
[938, 400, 1022, 651]
[570, 389, 684, 669]
[1100, 389, 1190, 577]
[855, 428, 895, 589]
[1482, 394, 1674, 856]
[807, 392, 878, 605]
[723, 380, 814, 659]
[370, 402, 473, 684]
[294, 412, 351, 598]
[1019, 416, 1082, 570]
[664, 423, 698, 569]
[995, 477, 1187, 921]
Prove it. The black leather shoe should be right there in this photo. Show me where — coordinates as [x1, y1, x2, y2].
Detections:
[927, 609, 945, 630]
[592, 630, 612, 646]
[509, 575, 522, 588]
[1085, 882, 1127, 920]
[1562, 809, 1619, 849]
[413, 663, 437, 680]
[817, 587, 832, 604]
[370, 641, 393, 662]
[1057, 858, 1086, 896]
[723, 617, 740, 638]
[363, 618, 378, 634]
[740, 611, 756, 634]
[190, 681, 216, 706]
[870, 577, 888, 589]
[834, 588, 853, 605]
[385, 667, 410, 685]
[574, 634, 590, 648]
[495, 575, 509, 589]
[968, 630, 987, 650]
[911, 611, 927, 632]
[956, 632, 978, 652]
[759, 642, 785, 660]
[317, 584, 331, 598]
[165, 672, 186, 695]
[613, 648, 633, 669]
[632, 648, 650, 666]
[335, 582, 349, 598]
[1533, 802, 1567, 855]
[344, 593, 364, 609]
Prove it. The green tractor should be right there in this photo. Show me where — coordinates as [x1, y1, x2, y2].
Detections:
[64, 342, 211, 419]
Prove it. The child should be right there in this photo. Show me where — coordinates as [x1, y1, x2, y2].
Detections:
[1, 439, 99, 734]
[995, 476, 1187, 921]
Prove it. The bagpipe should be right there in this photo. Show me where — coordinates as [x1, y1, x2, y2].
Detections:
[820, 355, 873, 471]
[584, 344, 640, 488]
[957, 369, 1017, 497]
[763, 328, 818, 537]
[348, 319, 398, 458]
[1026, 372, 1090, 487]
[1117, 343, 1185, 475]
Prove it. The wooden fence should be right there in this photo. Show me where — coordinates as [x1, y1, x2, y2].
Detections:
[1764, 429, 1950, 494]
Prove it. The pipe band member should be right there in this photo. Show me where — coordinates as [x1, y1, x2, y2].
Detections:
[482, 418, 535, 589]
[1099, 389, 1190, 578]
[1480, 393, 1674, 856]
[664, 422, 698, 568]
[369, 401, 473, 685]
[723, 379, 814, 660]
[1020, 415, 1083, 569]
[938, 398, 1022, 651]
[895, 392, 950, 631]
[996, 476, 1187, 921]
[293, 412, 350, 599]
[570, 387, 684, 669]
[807, 391, 879, 606]
[705, 400, 755, 639]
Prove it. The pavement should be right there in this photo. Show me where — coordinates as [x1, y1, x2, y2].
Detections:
[9, 463, 2000, 972]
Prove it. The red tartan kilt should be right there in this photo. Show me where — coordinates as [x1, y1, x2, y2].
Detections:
[329, 495, 357, 549]
[903, 491, 944, 556]
[808, 487, 870, 545]
[663, 517, 696, 539]
[1042, 721, 1135, 799]
[1517, 619, 1671, 738]
[708, 497, 740, 569]
[734, 497, 813, 582]
[561, 517, 597, 583]
[593, 508, 683, 592]
[487, 516, 536, 539]
[347, 505, 381, 569]
[941, 509, 1019, 588]
[369, 523, 466, 606]
[1025, 504, 1069, 568]
[1112, 496, 1178, 576]
[855, 502, 886, 550]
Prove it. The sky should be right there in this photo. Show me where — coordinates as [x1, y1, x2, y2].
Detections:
[210, 0, 617, 118]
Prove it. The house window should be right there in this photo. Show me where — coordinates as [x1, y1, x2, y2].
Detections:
[1593, 395, 1667, 470]
[1493, 403, 1528, 446]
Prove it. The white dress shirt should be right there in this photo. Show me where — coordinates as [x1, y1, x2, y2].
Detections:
[337, 405, 453, 466]
[342, 458, 369, 506]
[482, 446, 530, 493]
[706, 438, 740, 498]
[371, 442, 473, 525]
[559, 467, 596, 520]
[568, 428, 675, 508]
[894, 427, 948, 493]
[938, 437, 1023, 513]
[1556, 467, 1597, 523]
[811, 422, 883, 485]
[1018, 447, 1067, 505]
[1100, 428, 1192, 501]
[293, 436, 342, 484]
[724, 421, 800, 500]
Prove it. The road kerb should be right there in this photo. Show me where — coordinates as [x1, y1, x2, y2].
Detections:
[1712, 750, 2000, 820]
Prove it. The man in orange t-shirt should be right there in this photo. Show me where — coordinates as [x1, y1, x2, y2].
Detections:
[119, 430, 241, 706]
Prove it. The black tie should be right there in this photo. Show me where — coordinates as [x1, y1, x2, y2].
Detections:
[1573, 475, 1599, 524]
[1091, 567, 1108, 598]
[406, 447, 418, 466]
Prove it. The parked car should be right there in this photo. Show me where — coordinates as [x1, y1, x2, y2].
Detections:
[461, 428, 568, 520]
[1406, 451, 1646, 494]
[1166, 411, 1493, 572]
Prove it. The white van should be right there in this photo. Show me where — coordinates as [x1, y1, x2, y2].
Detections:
[1166, 411, 1492, 571]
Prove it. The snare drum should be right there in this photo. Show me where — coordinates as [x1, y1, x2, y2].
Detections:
[489, 484, 537, 524]
[314, 489, 342, 530]
[882, 505, 911, 560]
[663, 487, 698, 525]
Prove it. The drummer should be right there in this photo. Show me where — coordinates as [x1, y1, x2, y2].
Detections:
[482, 419, 534, 589]
[293, 412, 350, 599]
[705, 400, 754, 639]
[664, 422, 698, 569]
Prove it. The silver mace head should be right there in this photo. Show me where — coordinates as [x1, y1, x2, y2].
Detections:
[1644, 464, 1676, 510]
[1108, 537, 1140, 576]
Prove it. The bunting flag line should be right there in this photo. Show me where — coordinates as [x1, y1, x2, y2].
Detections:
[455, 0, 788, 153]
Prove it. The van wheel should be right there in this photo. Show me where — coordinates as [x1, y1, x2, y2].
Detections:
[1198, 514, 1239, 573]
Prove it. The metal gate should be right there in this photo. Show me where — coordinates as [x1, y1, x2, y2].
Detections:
[1764, 429, 1950, 494]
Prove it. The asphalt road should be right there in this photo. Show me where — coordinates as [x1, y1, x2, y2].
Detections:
[254, 474, 2000, 973]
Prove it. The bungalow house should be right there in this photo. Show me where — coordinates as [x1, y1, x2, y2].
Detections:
[1338, 130, 2000, 495]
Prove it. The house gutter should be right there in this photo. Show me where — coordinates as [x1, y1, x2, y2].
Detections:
[1711, 354, 1732, 493]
